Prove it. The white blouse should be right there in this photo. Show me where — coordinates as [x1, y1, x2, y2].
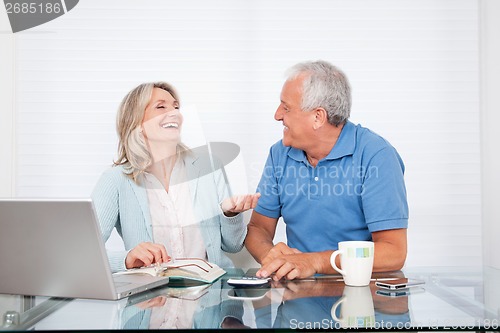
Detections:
[143, 158, 207, 261]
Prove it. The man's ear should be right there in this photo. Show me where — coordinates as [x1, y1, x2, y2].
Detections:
[312, 108, 328, 130]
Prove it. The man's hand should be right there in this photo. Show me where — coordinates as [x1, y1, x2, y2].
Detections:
[260, 242, 300, 266]
[221, 193, 261, 217]
[125, 242, 169, 269]
[256, 251, 325, 281]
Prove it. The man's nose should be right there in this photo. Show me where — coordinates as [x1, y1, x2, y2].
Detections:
[274, 107, 283, 121]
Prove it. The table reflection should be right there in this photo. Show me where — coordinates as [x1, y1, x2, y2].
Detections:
[331, 286, 375, 327]
[118, 273, 412, 330]
[3, 267, 497, 330]
[120, 280, 245, 329]
[249, 276, 410, 330]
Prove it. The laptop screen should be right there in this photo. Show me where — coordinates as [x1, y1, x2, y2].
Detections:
[0, 198, 117, 299]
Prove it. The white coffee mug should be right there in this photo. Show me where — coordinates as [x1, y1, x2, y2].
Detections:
[330, 241, 374, 286]
[331, 286, 375, 328]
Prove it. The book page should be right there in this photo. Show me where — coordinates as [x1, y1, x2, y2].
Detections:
[114, 258, 226, 283]
[159, 258, 226, 283]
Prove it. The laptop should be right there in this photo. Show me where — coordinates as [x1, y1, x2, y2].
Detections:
[0, 198, 170, 300]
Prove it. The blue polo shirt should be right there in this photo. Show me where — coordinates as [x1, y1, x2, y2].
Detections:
[255, 121, 408, 253]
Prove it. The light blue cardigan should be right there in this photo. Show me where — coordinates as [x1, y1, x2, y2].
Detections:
[91, 151, 246, 272]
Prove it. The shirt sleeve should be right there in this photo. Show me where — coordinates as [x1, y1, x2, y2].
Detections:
[212, 160, 246, 253]
[91, 168, 120, 243]
[91, 168, 128, 272]
[361, 146, 409, 232]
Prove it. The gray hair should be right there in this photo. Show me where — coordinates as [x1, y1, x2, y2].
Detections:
[285, 60, 351, 126]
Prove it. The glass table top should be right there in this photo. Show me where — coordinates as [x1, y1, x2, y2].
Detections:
[1, 266, 499, 331]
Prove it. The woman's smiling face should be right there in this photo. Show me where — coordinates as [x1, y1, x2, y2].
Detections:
[142, 87, 183, 144]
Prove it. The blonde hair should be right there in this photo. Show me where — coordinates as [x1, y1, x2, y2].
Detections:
[114, 81, 189, 181]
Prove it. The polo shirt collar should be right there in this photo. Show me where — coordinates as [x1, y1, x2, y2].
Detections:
[287, 146, 307, 163]
[325, 121, 356, 160]
[287, 121, 356, 163]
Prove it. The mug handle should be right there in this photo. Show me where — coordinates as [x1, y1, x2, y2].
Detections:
[330, 295, 345, 321]
[330, 250, 346, 276]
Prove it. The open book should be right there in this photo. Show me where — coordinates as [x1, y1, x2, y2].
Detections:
[114, 258, 226, 284]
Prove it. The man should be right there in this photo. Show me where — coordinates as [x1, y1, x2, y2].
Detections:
[245, 60, 408, 280]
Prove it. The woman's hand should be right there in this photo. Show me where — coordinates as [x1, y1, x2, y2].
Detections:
[125, 242, 170, 269]
[221, 193, 261, 217]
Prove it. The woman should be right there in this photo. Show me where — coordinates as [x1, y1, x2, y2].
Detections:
[92, 82, 259, 272]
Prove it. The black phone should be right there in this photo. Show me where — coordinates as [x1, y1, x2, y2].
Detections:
[375, 278, 425, 290]
[376, 287, 425, 297]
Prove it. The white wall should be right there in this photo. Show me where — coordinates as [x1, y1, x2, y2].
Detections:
[0, 8, 15, 197]
[2, 0, 486, 268]
[480, 0, 500, 270]
[0, 9, 19, 319]
[479, 0, 500, 313]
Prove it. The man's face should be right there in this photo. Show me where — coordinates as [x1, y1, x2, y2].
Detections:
[274, 76, 315, 150]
